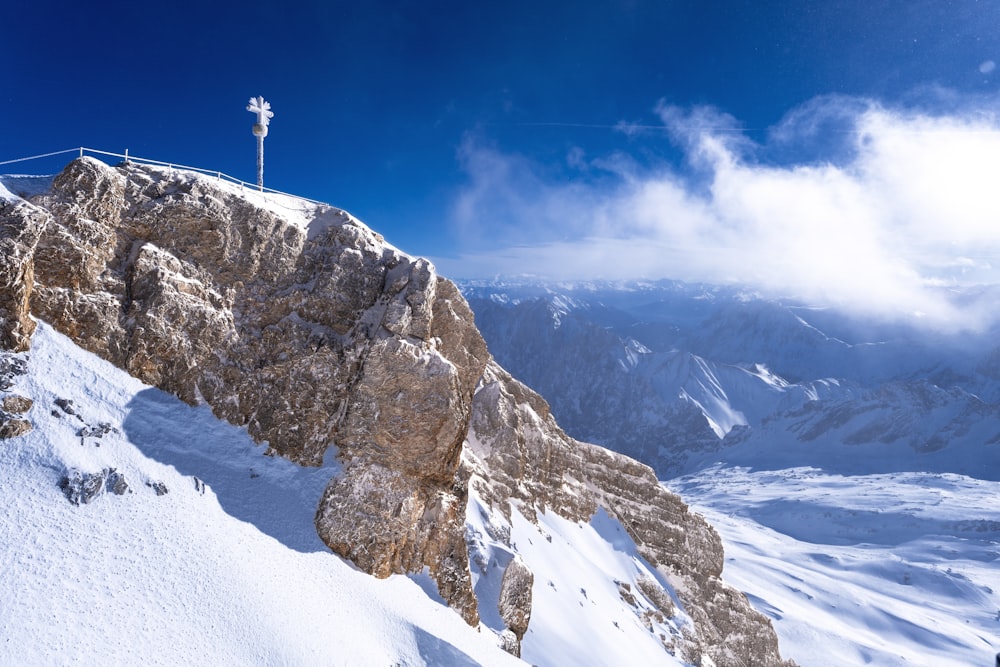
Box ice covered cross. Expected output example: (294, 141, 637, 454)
(247, 96, 273, 190)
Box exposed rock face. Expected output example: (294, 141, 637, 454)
(0, 196, 47, 351)
(58, 467, 132, 505)
(467, 361, 794, 666)
(2, 158, 792, 664)
(497, 555, 533, 656)
(0, 416, 32, 440)
(2, 395, 32, 414)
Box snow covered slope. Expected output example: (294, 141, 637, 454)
(674, 467, 1000, 667)
(0, 322, 522, 666)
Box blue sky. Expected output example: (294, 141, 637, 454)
(5, 1, 1000, 326)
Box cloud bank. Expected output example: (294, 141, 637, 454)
(438, 95, 1000, 330)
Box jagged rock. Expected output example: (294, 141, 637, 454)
(636, 574, 675, 618)
(2, 394, 32, 414)
(498, 629, 520, 657)
(0, 197, 47, 352)
(106, 469, 130, 495)
(0, 354, 28, 389)
(59, 469, 107, 505)
(59, 467, 131, 503)
(0, 414, 31, 439)
(77, 422, 116, 438)
(146, 481, 169, 496)
(466, 361, 794, 667)
(315, 462, 480, 626)
(497, 556, 533, 656)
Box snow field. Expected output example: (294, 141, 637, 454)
(466, 490, 693, 666)
(674, 466, 1000, 667)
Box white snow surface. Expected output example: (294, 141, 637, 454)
(673, 466, 1000, 667)
(0, 322, 522, 667)
(465, 490, 693, 666)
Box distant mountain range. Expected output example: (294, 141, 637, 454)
(460, 278, 1000, 480)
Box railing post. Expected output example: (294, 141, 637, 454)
(79, 147, 84, 158)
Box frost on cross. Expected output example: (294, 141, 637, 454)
(247, 96, 274, 191)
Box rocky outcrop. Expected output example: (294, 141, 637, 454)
(0, 196, 47, 352)
(466, 361, 794, 666)
(58, 467, 131, 505)
(3, 157, 792, 664)
(0, 351, 31, 439)
(9, 157, 488, 625)
(497, 556, 533, 657)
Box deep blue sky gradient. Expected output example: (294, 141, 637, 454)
(4, 1, 999, 263)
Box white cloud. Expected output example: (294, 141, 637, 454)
(438, 97, 1000, 331)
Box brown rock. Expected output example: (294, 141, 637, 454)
(497, 556, 533, 656)
(0, 416, 31, 439)
(0, 197, 47, 351)
(314, 463, 480, 626)
(466, 360, 794, 667)
(2, 395, 32, 414)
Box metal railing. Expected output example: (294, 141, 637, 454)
(0, 147, 331, 208)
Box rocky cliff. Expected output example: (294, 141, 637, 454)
(0, 158, 791, 665)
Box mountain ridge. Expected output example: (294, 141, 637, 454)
(0, 157, 791, 665)
(461, 278, 1000, 479)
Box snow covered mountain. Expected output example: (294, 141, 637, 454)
(460, 278, 1000, 666)
(0, 159, 791, 666)
(461, 279, 1000, 480)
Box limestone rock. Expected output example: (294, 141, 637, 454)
(0, 354, 27, 390)
(0, 388, 33, 439)
(467, 361, 794, 667)
(21, 157, 489, 625)
(58, 467, 132, 504)
(106, 469, 130, 496)
(497, 556, 533, 656)
(59, 469, 108, 505)
(11, 157, 793, 663)
(0, 415, 31, 439)
(0, 197, 47, 352)
(498, 630, 520, 658)
(315, 462, 479, 625)
(2, 394, 32, 414)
